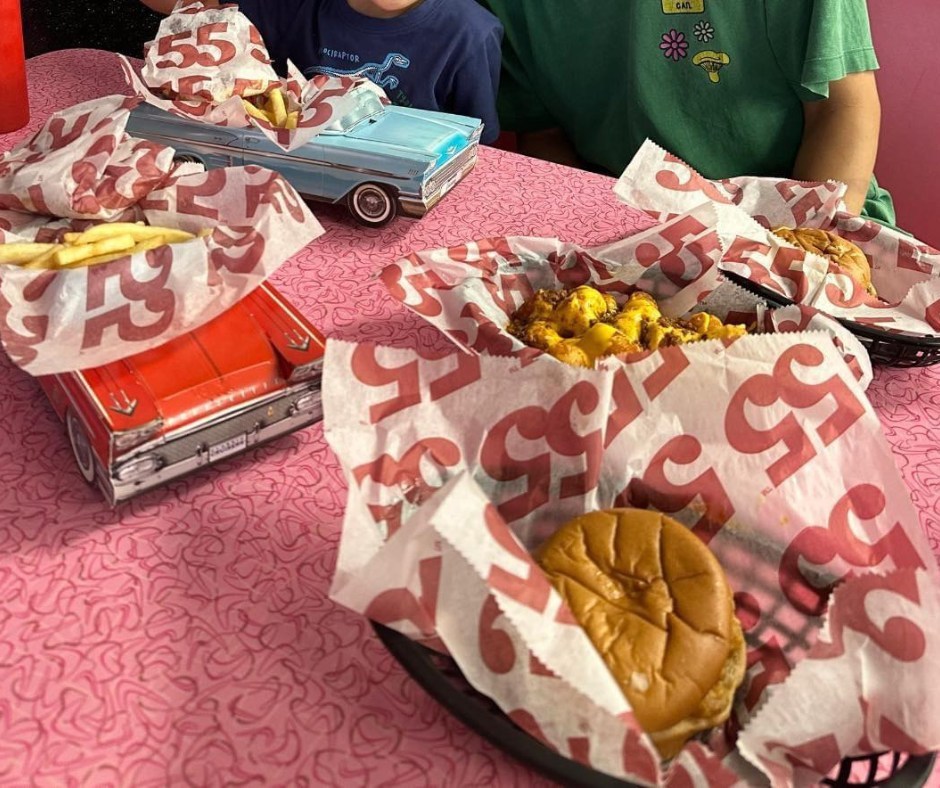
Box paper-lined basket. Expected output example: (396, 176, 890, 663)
(0, 94, 322, 374)
(324, 336, 940, 787)
(378, 207, 874, 388)
(121, 0, 387, 153)
(614, 140, 940, 340)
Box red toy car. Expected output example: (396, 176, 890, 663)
(38, 282, 325, 504)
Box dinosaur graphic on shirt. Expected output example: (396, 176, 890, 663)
(307, 53, 411, 90)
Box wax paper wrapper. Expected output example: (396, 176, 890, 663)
(378, 220, 873, 387)
(124, 0, 386, 153)
(323, 335, 940, 786)
(615, 140, 940, 339)
(0, 95, 322, 375)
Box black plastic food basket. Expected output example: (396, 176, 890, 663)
(373, 624, 936, 788)
(721, 271, 940, 368)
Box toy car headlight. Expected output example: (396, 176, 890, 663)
(114, 454, 163, 483)
(288, 360, 323, 383)
(290, 391, 322, 416)
(113, 419, 162, 452)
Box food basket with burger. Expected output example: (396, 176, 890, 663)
(614, 141, 940, 367)
(322, 333, 940, 786)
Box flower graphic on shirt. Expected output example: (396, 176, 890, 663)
(694, 21, 715, 43)
(660, 30, 689, 61)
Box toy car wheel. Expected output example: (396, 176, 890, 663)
(347, 183, 396, 227)
(66, 410, 96, 484)
(172, 153, 204, 166)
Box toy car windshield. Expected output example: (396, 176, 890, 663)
(324, 89, 385, 133)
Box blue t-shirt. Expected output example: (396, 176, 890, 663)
(237, 0, 503, 143)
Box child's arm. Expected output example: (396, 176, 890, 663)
(139, 0, 218, 12)
(793, 71, 881, 215)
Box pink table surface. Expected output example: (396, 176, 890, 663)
(1, 50, 938, 787)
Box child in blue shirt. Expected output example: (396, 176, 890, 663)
(141, 0, 504, 144)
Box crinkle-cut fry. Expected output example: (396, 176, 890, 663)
(21, 245, 66, 269)
(285, 111, 299, 130)
(267, 87, 288, 127)
(71, 222, 194, 245)
(0, 242, 58, 264)
(242, 98, 271, 123)
(55, 234, 136, 266)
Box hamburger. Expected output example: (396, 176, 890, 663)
(536, 508, 746, 759)
(772, 227, 877, 297)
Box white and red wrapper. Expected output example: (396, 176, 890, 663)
(378, 216, 873, 388)
(615, 140, 940, 338)
(142, 0, 279, 103)
(323, 336, 940, 786)
(124, 0, 387, 153)
(0, 95, 323, 375)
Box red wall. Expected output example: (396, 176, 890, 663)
(869, 0, 940, 247)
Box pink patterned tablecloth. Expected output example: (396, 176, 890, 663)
(0, 50, 938, 787)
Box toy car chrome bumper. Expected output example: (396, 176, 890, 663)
(399, 147, 479, 218)
(98, 382, 322, 504)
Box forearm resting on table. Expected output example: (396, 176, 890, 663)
(516, 127, 586, 170)
(139, 0, 217, 12)
(794, 71, 881, 215)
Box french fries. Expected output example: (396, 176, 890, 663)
(0, 242, 59, 264)
(22, 245, 66, 270)
(268, 85, 288, 126)
(242, 99, 271, 124)
(54, 234, 136, 267)
(64, 222, 196, 245)
(0, 222, 207, 271)
(242, 86, 299, 130)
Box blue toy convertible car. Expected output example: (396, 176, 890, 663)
(125, 86, 482, 227)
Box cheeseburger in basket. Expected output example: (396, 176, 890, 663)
(326, 258, 940, 784)
(537, 508, 746, 759)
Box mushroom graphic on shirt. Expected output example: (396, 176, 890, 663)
(692, 50, 730, 83)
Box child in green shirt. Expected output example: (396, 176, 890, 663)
(481, 0, 895, 225)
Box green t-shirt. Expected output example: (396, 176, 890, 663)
(481, 0, 895, 224)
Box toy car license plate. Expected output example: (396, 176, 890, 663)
(441, 173, 460, 196)
(209, 433, 247, 462)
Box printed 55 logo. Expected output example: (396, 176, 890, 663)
(724, 344, 866, 490)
